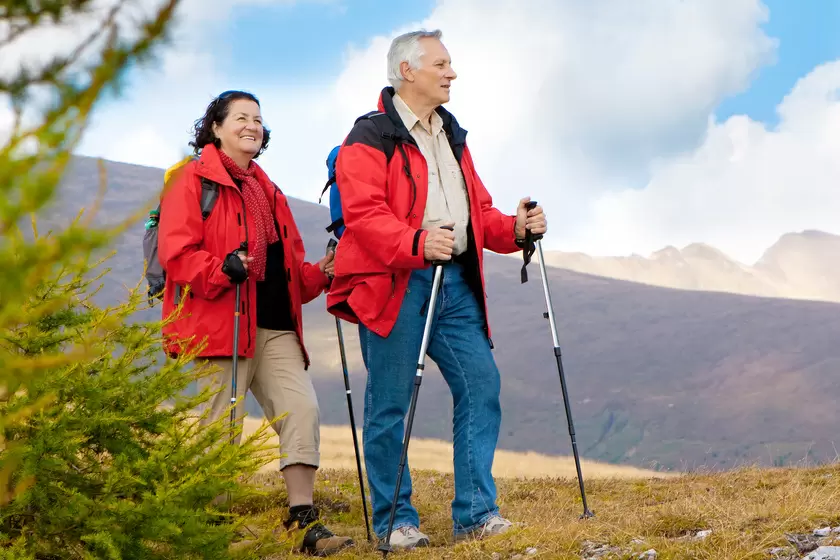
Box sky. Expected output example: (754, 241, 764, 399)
(2, 0, 839, 265)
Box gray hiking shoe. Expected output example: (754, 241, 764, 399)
(383, 526, 431, 550)
(454, 515, 515, 543)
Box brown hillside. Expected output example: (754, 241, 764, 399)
(42, 155, 840, 473)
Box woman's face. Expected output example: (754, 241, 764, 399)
(212, 98, 264, 161)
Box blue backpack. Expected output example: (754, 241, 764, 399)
(319, 112, 401, 240)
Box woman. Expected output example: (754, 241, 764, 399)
(157, 90, 353, 557)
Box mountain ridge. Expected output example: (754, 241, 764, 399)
(535, 229, 840, 303)
(42, 154, 840, 473)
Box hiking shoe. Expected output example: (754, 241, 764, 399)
(300, 522, 354, 557)
(454, 515, 514, 543)
(383, 526, 431, 550)
(283, 506, 353, 557)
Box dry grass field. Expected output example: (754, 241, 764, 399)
(242, 418, 672, 481)
(230, 418, 840, 559)
(231, 462, 840, 559)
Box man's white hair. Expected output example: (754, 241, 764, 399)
(387, 29, 443, 90)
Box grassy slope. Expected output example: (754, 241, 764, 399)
(231, 464, 840, 559)
(232, 419, 840, 559)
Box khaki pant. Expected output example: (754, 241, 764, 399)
(197, 328, 320, 470)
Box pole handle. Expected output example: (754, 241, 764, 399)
(431, 225, 454, 267)
(524, 200, 543, 243)
(520, 201, 539, 284)
(325, 238, 337, 288)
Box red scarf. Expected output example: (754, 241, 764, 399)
(217, 150, 278, 281)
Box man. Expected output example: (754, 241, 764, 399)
(326, 29, 547, 549)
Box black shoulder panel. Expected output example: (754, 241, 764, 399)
(343, 119, 384, 154)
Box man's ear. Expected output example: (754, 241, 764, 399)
(400, 61, 415, 83)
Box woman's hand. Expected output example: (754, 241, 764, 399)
(319, 249, 335, 277)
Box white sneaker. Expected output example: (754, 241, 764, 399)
(454, 515, 514, 542)
(384, 526, 430, 549)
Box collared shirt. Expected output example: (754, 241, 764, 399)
(392, 93, 470, 256)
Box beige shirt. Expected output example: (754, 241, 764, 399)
(392, 93, 470, 256)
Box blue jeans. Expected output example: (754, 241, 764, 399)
(359, 261, 502, 538)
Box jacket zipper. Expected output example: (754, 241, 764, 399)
(238, 196, 251, 354)
(274, 189, 296, 320)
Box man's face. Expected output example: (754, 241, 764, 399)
(406, 37, 457, 105)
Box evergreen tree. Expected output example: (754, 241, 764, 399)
(0, 1, 279, 558)
(0, 244, 275, 559)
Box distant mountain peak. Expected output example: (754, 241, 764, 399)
(776, 229, 836, 243)
(680, 242, 733, 262)
(651, 246, 683, 260)
(797, 229, 833, 237)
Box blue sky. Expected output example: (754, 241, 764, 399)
(714, 0, 840, 127)
(223, 0, 435, 86)
(212, 0, 840, 130)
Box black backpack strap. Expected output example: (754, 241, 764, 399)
(198, 177, 220, 220)
(355, 111, 398, 163)
(394, 143, 418, 220)
(151, 179, 217, 225)
(318, 176, 336, 204)
(325, 217, 344, 234)
(354, 111, 420, 218)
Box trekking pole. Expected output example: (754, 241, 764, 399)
(378, 225, 452, 557)
(228, 241, 248, 504)
(325, 238, 372, 543)
(521, 201, 594, 519)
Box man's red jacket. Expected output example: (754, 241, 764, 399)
(326, 86, 521, 342)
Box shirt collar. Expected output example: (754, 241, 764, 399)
(393, 92, 443, 137)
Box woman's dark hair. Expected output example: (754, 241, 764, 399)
(189, 90, 271, 158)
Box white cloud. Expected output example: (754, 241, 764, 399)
(584, 60, 840, 264)
(255, 0, 781, 253)
(0, 0, 339, 181)
(70, 0, 290, 166)
(9, 0, 835, 266)
(251, 0, 777, 215)
(0, 0, 173, 81)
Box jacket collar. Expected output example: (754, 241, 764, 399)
(194, 143, 272, 189)
(376, 86, 468, 150)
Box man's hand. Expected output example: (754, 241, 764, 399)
(319, 249, 335, 277)
(515, 197, 547, 240)
(424, 223, 455, 262)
